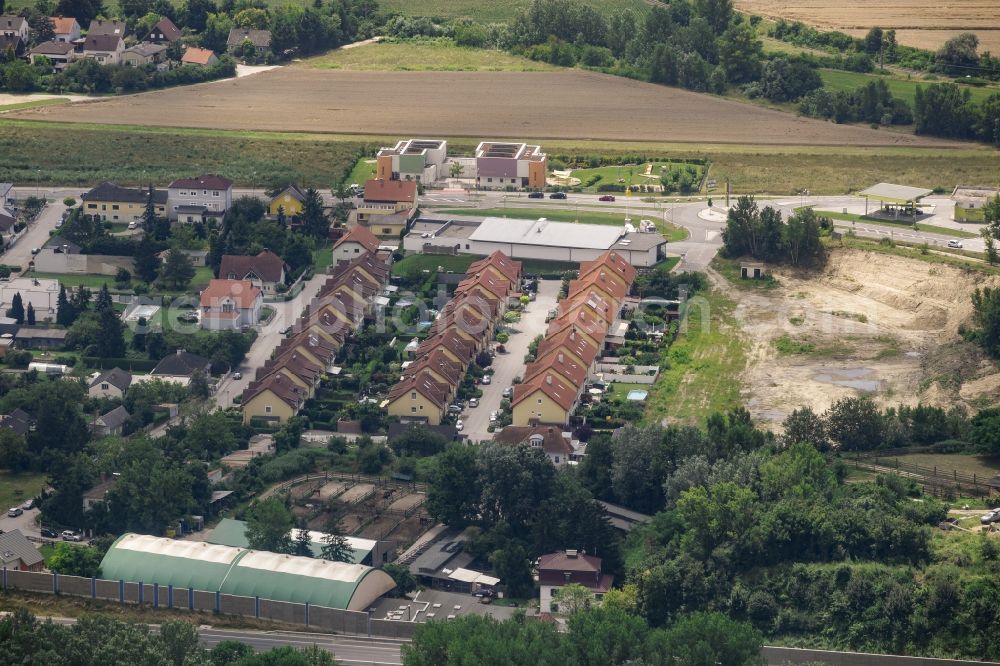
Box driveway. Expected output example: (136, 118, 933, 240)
(461, 279, 560, 442)
(0, 507, 40, 538)
(4, 201, 66, 270)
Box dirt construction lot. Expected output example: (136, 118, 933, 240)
(735, 249, 1000, 428)
(735, 0, 1000, 53)
(11, 69, 961, 147)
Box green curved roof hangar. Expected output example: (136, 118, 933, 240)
(100, 533, 396, 612)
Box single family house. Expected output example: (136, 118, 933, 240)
(199, 279, 262, 330)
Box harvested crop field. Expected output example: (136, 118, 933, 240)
(736, 0, 1000, 52)
(10, 69, 962, 147)
(734, 249, 1000, 429)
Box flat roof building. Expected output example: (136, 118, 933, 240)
(475, 141, 546, 190)
(377, 139, 447, 183)
(403, 217, 665, 267)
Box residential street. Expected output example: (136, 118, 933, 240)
(461, 279, 560, 442)
(3, 200, 67, 270)
(213, 271, 332, 409)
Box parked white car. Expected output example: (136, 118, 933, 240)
(947, 239, 963, 249)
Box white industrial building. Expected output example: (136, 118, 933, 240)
(0, 277, 61, 319)
(403, 217, 667, 267)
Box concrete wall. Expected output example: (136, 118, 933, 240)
(2, 568, 416, 641)
(34, 251, 135, 275)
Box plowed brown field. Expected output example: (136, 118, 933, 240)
(11, 69, 962, 147)
(735, 0, 1000, 53)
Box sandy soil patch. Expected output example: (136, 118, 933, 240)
(338, 483, 375, 504)
(8, 69, 962, 147)
(734, 0, 1000, 53)
(734, 249, 1000, 427)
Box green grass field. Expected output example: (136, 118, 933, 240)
(871, 452, 1000, 481)
(0, 120, 368, 188)
(819, 69, 999, 107)
(301, 39, 556, 71)
(0, 98, 73, 113)
(646, 289, 747, 424)
(3, 120, 1000, 195)
(391, 254, 476, 277)
(343, 158, 376, 187)
(0, 471, 46, 512)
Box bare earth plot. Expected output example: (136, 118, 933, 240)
(735, 249, 1000, 428)
(734, 0, 1000, 53)
(11, 69, 962, 147)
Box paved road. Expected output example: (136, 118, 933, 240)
(461, 280, 560, 442)
(38, 617, 404, 665)
(3, 201, 66, 270)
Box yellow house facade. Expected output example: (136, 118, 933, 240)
(268, 186, 306, 218)
(242, 389, 297, 425)
(82, 182, 167, 223)
(386, 392, 444, 425)
(512, 389, 572, 427)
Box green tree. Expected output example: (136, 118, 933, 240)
(824, 396, 884, 451)
(719, 21, 762, 84)
(25, 302, 35, 326)
(389, 427, 447, 457)
(293, 524, 313, 557)
(781, 406, 829, 450)
(937, 32, 979, 74)
(695, 0, 732, 34)
(135, 236, 161, 284)
(319, 515, 352, 562)
(382, 563, 416, 595)
(552, 582, 594, 615)
(159, 247, 196, 290)
(425, 444, 480, 528)
(46, 542, 104, 577)
(649, 612, 763, 666)
(7, 292, 24, 324)
(244, 496, 294, 553)
(489, 541, 533, 598)
(566, 607, 649, 666)
(55, 0, 106, 25)
(301, 187, 329, 239)
(56, 284, 76, 326)
(403, 614, 567, 666)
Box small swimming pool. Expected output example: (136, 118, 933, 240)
(626, 389, 648, 401)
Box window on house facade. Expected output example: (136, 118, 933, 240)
(265, 405, 272, 413)
(101, 383, 109, 390)
(223, 303, 234, 313)
(382, 228, 391, 234)
(411, 391, 416, 399)
(112, 204, 119, 210)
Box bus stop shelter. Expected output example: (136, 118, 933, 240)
(859, 183, 933, 220)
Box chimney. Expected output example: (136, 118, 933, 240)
(546, 375, 552, 385)
(557, 353, 564, 364)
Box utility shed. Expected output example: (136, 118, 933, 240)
(99, 533, 395, 611)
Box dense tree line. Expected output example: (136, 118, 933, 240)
(799, 78, 913, 126)
(0, 611, 341, 665)
(721, 195, 826, 267)
(426, 442, 621, 597)
(403, 609, 763, 666)
(914, 83, 1000, 145)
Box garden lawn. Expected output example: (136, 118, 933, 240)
(342, 158, 376, 188)
(570, 162, 704, 192)
(391, 254, 477, 277)
(818, 69, 998, 107)
(645, 289, 746, 424)
(0, 471, 46, 511)
(813, 209, 979, 238)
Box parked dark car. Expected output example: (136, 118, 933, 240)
(40, 528, 57, 538)
(599, 195, 616, 202)
(528, 191, 545, 199)
(549, 192, 567, 199)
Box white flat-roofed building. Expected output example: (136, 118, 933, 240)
(408, 217, 667, 267)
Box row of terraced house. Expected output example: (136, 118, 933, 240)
(510, 251, 637, 427)
(383, 251, 524, 425)
(240, 231, 390, 425)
